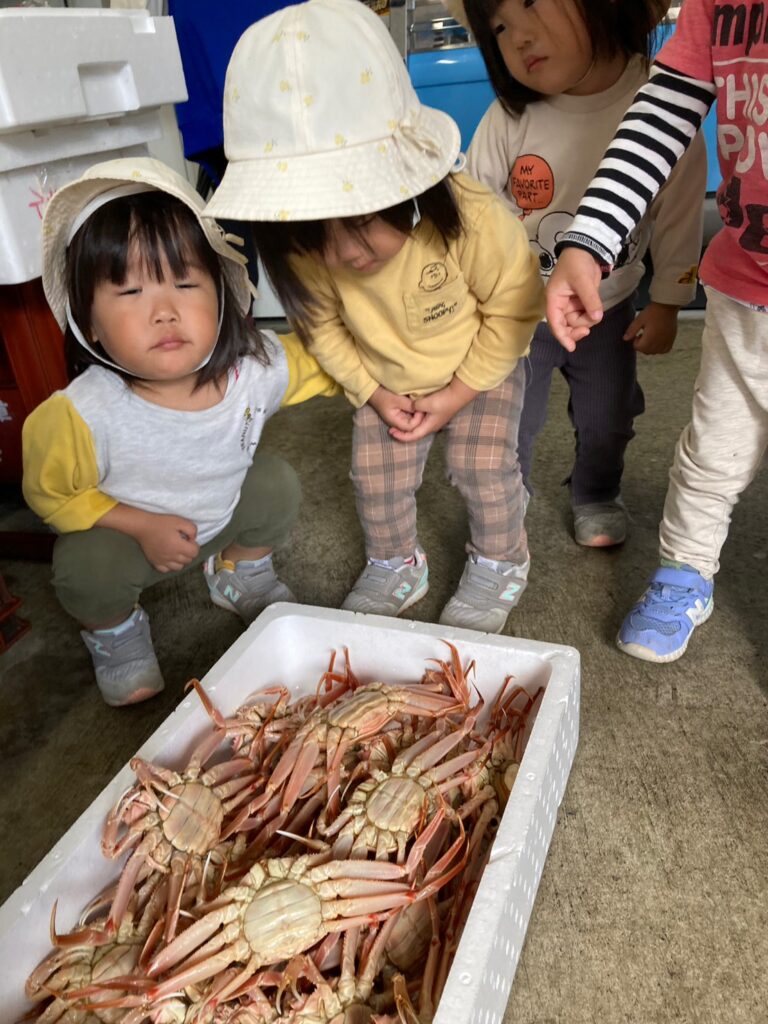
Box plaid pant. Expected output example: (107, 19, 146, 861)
(350, 364, 528, 565)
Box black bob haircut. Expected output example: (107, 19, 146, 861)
(65, 191, 267, 387)
(249, 177, 462, 346)
(464, 0, 669, 117)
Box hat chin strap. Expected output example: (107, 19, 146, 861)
(66, 279, 225, 379)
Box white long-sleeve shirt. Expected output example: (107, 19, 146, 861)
(468, 55, 707, 310)
(23, 331, 338, 542)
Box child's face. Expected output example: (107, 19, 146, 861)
(322, 216, 408, 274)
(89, 245, 220, 382)
(490, 0, 594, 97)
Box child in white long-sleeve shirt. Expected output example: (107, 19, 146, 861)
(461, 0, 706, 547)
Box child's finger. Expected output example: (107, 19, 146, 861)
(179, 519, 197, 541)
(391, 409, 418, 431)
(405, 410, 426, 428)
(390, 418, 434, 443)
(388, 427, 420, 443)
(622, 316, 643, 341)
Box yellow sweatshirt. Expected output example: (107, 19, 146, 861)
(292, 173, 545, 407)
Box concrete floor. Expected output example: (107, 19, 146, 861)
(1, 318, 767, 1022)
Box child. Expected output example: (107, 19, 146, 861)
(204, 0, 545, 635)
(22, 157, 337, 706)
(546, 0, 767, 662)
(461, 0, 706, 547)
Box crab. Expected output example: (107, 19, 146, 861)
(99, 724, 259, 942)
(68, 816, 466, 1019)
(320, 701, 487, 862)
(25, 877, 171, 1024)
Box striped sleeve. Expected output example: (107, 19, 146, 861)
(556, 61, 716, 268)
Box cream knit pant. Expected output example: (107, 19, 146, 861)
(659, 287, 768, 578)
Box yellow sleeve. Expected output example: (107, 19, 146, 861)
(277, 331, 341, 406)
(291, 256, 379, 408)
(22, 394, 117, 533)
(454, 189, 545, 392)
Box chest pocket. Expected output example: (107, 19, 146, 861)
(403, 276, 469, 336)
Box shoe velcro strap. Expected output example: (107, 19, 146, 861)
(649, 567, 709, 594)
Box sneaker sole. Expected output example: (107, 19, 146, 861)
(103, 684, 165, 708)
(615, 597, 714, 663)
(577, 533, 626, 548)
(342, 578, 429, 617)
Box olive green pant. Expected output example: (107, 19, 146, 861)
(52, 453, 301, 625)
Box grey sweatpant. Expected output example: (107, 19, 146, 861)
(52, 453, 301, 625)
(660, 287, 768, 578)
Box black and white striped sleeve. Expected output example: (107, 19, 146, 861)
(556, 61, 717, 269)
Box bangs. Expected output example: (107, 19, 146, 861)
(73, 192, 219, 292)
(63, 189, 267, 387)
(465, 0, 668, 116)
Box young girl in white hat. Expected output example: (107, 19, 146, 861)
(206, 0, 544, 633)
(22, 157, 337, 707)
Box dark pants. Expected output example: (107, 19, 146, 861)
(517, 298, 645, 505)
(52, 453, 301, 625)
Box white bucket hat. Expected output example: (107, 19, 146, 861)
(42, 156, 253, 332)
(204, 0, 462, 222)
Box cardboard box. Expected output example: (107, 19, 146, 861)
(0, 605, 580, 1022)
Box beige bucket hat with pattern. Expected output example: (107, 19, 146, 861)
(204, 0, 462, 222)
(42, 156, 253, 330)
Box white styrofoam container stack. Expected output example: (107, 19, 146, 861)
(0, 9, 188, 285)
(0, 606, 580, 1023)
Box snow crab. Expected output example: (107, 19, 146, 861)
(100, 725, 257, 943)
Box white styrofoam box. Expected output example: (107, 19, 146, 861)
(0, 8, 188, 283)
(1, 138, 154, 286)
(0, 606, 580, 1023)
(0, 10, 187, 133)
(0, 114, 164, 285)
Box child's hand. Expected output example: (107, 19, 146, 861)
(546, 248, 605, 351)
(391, 377, 479, 443)
(136, 513, 200, 573)
(368, 386, 426, 434)
(624, 302, 680, 355)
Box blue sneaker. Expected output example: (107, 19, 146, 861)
(616, 565, 714, 663)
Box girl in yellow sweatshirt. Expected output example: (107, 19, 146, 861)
(206, 0, 544, 634)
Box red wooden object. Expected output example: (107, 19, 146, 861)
(0, 573, 30, 653)
(0, 278, 68, 485)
